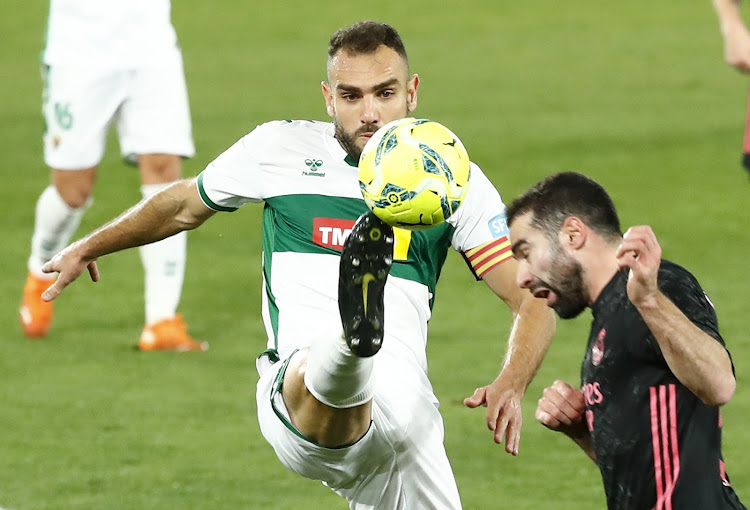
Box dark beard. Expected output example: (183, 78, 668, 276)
(547, 244, 589, 319)
(550, 263, 588, 319)
(334, 121, 379, 162)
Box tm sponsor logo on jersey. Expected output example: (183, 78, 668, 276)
(303, 158, 325, 177)
(313, 217, 412, 259)
(313, 218, 354, 249)
(488, 214, 509, 239)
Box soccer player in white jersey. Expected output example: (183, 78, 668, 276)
(40, 21, 555, 508)
(19, 0, 206, 351)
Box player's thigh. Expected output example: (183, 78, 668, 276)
(330, 390, 462, 509)
(365, 366, 462, 509)
(117, 52, 195, 159)
(256, 353, 391, 487)
(256, 353, 462, 510)
(42, 65, 126, 170)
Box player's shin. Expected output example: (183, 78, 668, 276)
(28, 185, 89, 275)
(139, 183, 186, 324)
(303, 334, 375, 408)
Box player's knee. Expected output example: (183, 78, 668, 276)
(139, 153, 182, 183)
(52, 168, 96, 208)
(283, 349, 312, 407)
(53, 181, 93, 208)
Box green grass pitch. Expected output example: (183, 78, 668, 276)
(1, 0, 748, 508)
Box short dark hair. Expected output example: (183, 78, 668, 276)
(328, 21, 408, 67)
(506, 172, 622, 241)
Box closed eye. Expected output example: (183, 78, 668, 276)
(511, 240, 529, 261)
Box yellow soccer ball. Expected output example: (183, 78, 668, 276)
(358, 118, 471, 230)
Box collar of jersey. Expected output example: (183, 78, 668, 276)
(591, 269, 628, 318)
(324, 123, 359, 168)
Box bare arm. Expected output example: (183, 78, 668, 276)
(636, 294, 735, 405)
(713, 0, 750, 72)
(463, 258, 556, 454)
(42, 178, 215, 300)
(616, 226, 736, 406)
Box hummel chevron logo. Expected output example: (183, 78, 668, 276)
(303, 158, 325, 177)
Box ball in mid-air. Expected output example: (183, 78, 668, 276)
(358, 117, 471, 230)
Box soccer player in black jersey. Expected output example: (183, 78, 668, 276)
(506, 172, 746, 510)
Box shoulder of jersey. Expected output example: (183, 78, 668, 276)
(255, 119, 330, 136)
(244, 120, 328, 148)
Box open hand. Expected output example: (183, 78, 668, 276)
(41, 240, 100, 301)
(464, 376, 524, 455)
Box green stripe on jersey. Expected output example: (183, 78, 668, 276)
(262, 203, 281, 348)
(197, 172, 238, 212)
(262, 194, 455, 294)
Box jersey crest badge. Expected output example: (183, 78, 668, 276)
(592, 328, 606, 366)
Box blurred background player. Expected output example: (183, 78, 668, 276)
(713, 0, 750, 72)
(20, 0, 206, 351)
(712, 0, 750, 173)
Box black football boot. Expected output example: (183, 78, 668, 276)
(338, 212, 394, 357)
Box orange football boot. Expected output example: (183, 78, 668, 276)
(19, 272, 56, 338)
(138, 314, 208, 352)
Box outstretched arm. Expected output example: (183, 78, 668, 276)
(42, 178, 215, 301)
(713, 0, 750, 72)
(616, 226, 736, 406)
(463, 258, 556, 455)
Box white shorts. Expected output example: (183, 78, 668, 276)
(42, 53, 194, 170)
(256, 350, 462, 510)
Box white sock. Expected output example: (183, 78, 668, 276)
(303, 334, 375, 409)
(139, 183, 186, 325)
(28, 185, 89, 278)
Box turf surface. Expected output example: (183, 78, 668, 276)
(1, 1, 748, 508)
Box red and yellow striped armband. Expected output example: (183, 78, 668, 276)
(463, 236, 512, 279)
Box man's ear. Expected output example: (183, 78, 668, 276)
(406, 74, 419, 113)
(561, 216, 587, 250)
(321, 81, 335, 117)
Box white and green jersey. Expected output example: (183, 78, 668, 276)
(42, 0, 179, 67)
(197, 120, 513, 373)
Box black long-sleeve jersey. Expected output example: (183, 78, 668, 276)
(581, 260, 745, 510)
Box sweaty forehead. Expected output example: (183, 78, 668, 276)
(327, 46, 408, 84)
(509, 211, 533, 235)
(509, 212, 539, 247)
